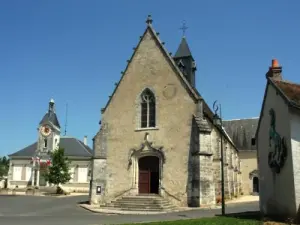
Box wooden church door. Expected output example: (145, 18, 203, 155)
(139, 170, 150, 194)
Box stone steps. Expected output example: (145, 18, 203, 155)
(102, 195, 176, 212)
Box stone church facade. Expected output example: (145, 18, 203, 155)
(90, 16, 242, 208)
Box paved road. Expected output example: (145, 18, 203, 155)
(0, 195, 259, 225)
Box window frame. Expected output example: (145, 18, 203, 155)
(140, 89, 156, 128)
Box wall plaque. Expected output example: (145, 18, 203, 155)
(162, 84, 177, 100)
(96, 186, 101, 195)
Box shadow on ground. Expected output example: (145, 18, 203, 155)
(78, 201, 89, 204)
(217, 211, 297, 224)
(216, 211, 262, 221)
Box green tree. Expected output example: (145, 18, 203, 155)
(0, 156, 9, 179)
(44, 148, 71, 193)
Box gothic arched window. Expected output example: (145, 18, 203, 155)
(140, 89, 156, 128)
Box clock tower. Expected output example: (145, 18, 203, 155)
(37, 99, 61, 157)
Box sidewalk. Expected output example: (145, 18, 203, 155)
(227, 195, 259, 204)
(0, 189, 88, 197)
(79, 195, 259, 215)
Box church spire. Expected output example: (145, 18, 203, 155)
(174, 37, 193, 59)
(173, 23, 197, 87)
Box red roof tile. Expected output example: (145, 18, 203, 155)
(272, 79, 300, 107)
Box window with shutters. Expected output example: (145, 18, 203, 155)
(26, 166, 32, 181)
(77, 167, 88, 183)
(140, 89, 156, 128)
(13, 166, 22, 181)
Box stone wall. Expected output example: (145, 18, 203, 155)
(198, 129, 215, 206)
(89, 23, 242, 208)
(209, 124, 240, 203)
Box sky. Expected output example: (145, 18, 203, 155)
(1, 0, 300, 156)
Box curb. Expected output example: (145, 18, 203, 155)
(79, 204, 181, 215)
(79, 204, 222, 215)
(0, 192, 88, 198)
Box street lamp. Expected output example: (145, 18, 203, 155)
(213, 100, 225, 216)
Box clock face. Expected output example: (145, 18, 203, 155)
(40, 125, 51, 137)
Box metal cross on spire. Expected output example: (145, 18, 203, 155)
(179, 21, 188, 37)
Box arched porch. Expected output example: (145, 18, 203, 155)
(128, 133, 165, 195)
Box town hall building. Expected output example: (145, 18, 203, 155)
(89, 15, 243, 209)
(7, 99, 93, 193)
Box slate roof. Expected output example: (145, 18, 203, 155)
(271, 79, 300, 108)
(174, 37, 193, 59)
(9, 137, 93, 158)
(39, 111, 60, 128)
(223, 118, 259, 151)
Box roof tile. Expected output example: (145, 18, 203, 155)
(272, 79, 300, 107)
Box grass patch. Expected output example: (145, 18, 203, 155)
(122, 217, 262, 225)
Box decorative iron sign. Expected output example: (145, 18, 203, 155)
(268, 108, 288, 173)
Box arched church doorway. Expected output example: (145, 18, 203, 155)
(138, 156, 159, 194)
(253, 177, 259, 193)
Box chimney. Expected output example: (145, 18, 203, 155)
(83, 136, 87, 145)
(266, 59, 282, 80)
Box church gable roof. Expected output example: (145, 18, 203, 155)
(101, 15, 201, 115)
(8, 137, 92, 158)
(99, 15, 238, 152)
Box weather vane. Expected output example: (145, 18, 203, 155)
(179, 21, 188, 37)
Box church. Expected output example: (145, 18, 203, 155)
(89, 15, 242, 208)
(7, 99, 93, 193)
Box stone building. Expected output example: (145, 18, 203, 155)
(256, 59, 300, 219)
(89, 16, 242, 209)
(223, 118, 259, 195)
(7, 99, 93, 192)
